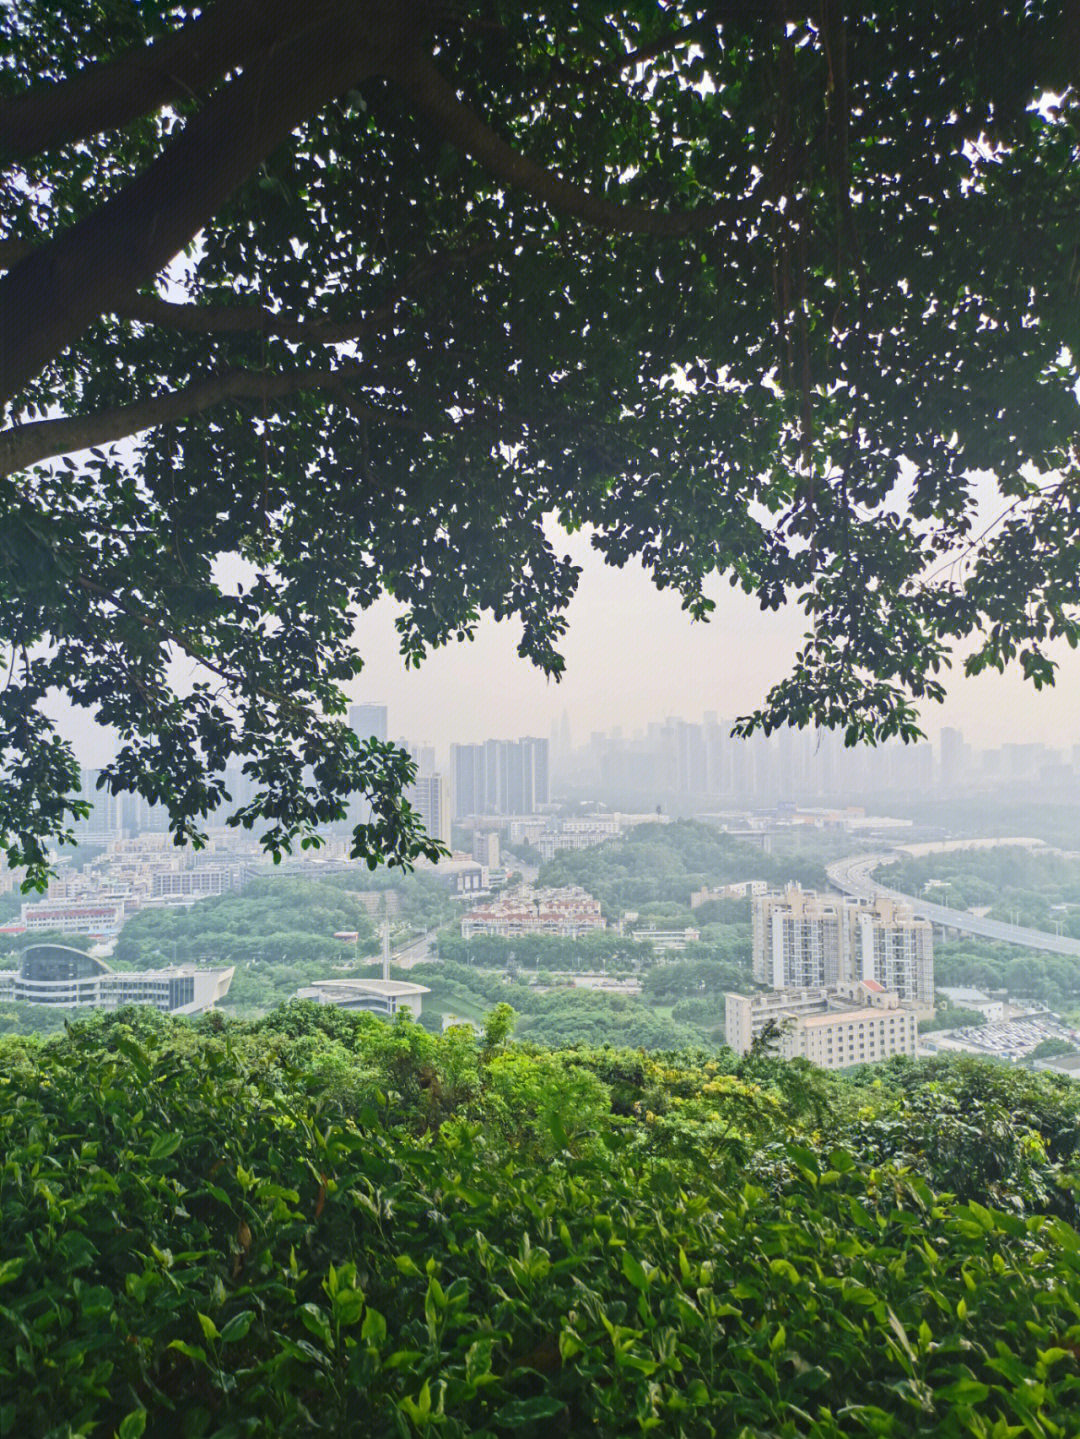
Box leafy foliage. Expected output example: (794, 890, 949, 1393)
(6, 1010, 1080, 1434)
(114, 877, 379, 969)
(3, 3, 1080, 883)
(538, 820, 824, 914)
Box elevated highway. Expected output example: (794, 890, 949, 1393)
(827, 853, 1080, 959)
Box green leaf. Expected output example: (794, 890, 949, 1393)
(494, 1396, 566, 1427)
(361, 1307, 387, 1346)
(621, 1251, 650, 1292)
(168, 1341, 207, 1364)
(220, 1310, 255, 1343)
(299, 1303, 333, 1349)
(117, 1411, 147, 1439)
(0, 1260, 24, 1288)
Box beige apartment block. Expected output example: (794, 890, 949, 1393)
(850, 895, 934, 1005)
(726, 981, 924, 1071)
(751, 886, 850, 989)
(752, 887, 934, 1004)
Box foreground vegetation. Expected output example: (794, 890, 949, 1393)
(5, 1003, 1080, 1436)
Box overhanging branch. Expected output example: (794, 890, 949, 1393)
(0, 8, 396, 411)
(0, 363, 422, 477)
(116, 240, 503, 342)
(0, 0, 346, 159)
(117, 293, 395, 345)
(395, 52, 739, 237)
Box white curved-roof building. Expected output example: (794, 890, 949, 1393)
(0, 944, 233, 1014)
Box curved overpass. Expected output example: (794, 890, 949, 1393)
(827, 854, 1080, 959)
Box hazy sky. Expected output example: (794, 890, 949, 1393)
(52, 521, 1080, 769)
(337, 524, 1079, 759)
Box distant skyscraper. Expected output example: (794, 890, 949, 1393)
(939, 726, 967, 790)
(450, 737, 549, 818)
(520, 736, 550, 809)
(348, 703, 388, 743)
(451, 744, 486, 820)
(408, 773, 451, 848)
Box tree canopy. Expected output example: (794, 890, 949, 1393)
(2, 1, 1079, 884)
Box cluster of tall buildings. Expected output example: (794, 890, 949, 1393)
(560, 715, 1080, 808)
(751, 886, 933, 1004)
(726, 886, 934, 1070)
(345, 704, 550, 847)
(560, 716, 934, 807)
(450, 738, 550, 821)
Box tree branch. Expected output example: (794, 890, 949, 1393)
(0, 240, 34, 269)
(393, 52, 739, 237)
(0, 3, 402, 411)
(115, 241, 503, 343)
(117, 292, 395, 345)
(0, 0, 347, 159)
(0, 363, 422, 477)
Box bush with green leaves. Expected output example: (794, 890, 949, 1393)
(5, 1010, 1080, 1434)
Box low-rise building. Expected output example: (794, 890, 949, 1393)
(1033, 1053, 1080, 1081)
(20, 898, 127, 936)
(725, 981, 924, 1070)
(461, 885, 603, 938)
(0, 945, 233, 1014)
(417, 855, 488, 896)
(150, 867, 238, 901)
(630, 927, 700, 953)
(937, 986, 1005, 1023)
(295, 978, 429, 1020)
(538, 818, 620, 861)
(690, 880, 768, 907)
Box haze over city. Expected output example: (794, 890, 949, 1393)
(52, 523, 1080, 769)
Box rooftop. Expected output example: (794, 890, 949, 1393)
(301, 979, 429, 998)
(801, 1007, 902, 1027)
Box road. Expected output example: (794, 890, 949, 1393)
(827, 853, 1080, 958)
(391, 929, 438, 970)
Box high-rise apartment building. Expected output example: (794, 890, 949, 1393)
(752, 887, 934, 1003)
(408, 774, 451, 848)
(450, 738, 550, 819)
(348, 703, 388, 743)
(851, 896, 934, 1005)
(752, 887, 850, 989)
(451, 744, 486, 820)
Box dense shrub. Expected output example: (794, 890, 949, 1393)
(3, 1010, 1080, 1434)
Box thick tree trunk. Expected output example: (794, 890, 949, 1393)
(0, 0, 342, 159)
(0, 7, 399, 413)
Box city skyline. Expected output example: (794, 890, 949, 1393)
(46, 524, 1080, 769)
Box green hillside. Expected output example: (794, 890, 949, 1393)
(4, 1005, 1080, 1435)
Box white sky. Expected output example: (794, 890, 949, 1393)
(52, 516, 1080, 767)
(326, 524, 1080, 758)
(46, 504, 1080, 769)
